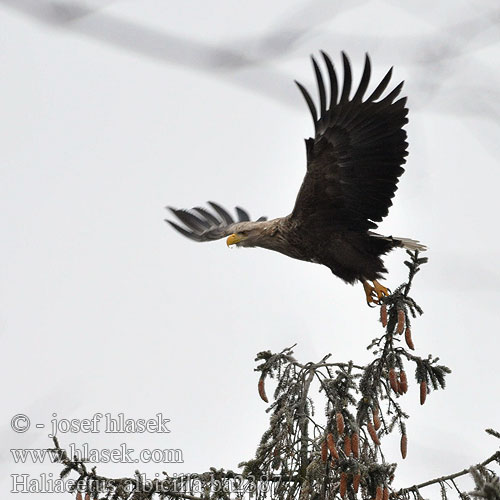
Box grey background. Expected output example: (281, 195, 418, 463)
(1, 1, 499, 498)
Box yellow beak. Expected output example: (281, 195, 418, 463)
(226, 233, 242, 247)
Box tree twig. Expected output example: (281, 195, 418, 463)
(398, 451, 500, 495)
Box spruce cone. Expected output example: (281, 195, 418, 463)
(344, 435, 352, 456)
(389, 368, 399, 393)
(336, 412, 345, 435)
(340, 472, 347, 499)
(367, 421, 380, 446)
(380, 304, 388, 327)
(351, 432, 360, 458)
(353, 472, 361, 493)
(327, 433, 339, 459)
(321, 439, 328, 463)
(258, 376, 269, 403)
(399, 370, 408, 393)
(405, 326, 415, 350)
(420, 380, 427, 405)
(373, 406, 381, 430)
(397, 309, 405, 334)
(401, 434, 408, 459)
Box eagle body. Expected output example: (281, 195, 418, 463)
(229, 216, 398, 284)
(166, 52, 426, 302)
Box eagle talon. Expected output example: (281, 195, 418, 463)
(363, 281, 378, 306)
(373, 280, 390, 301)
(363, 280, 390, 306)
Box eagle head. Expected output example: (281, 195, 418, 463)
(227, 222, 266, 248)
(226, 220, 281, 249)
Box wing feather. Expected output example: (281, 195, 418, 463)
(295, 81, 318, 130)
(166, 204, 265, 243)
(352, 54, 371, 103)
(166, 220, 203, 242)
(339, 52, 352, 104)
(208, 201, 235, 225)
(321, 51, 338, 109)
(192, 206, 221, 226)
(236, 207, 250, 222)
(367, 67, 393, 101)
(168, 208, 210, 231)
(312, 56, 327, 117)
(292, 52, 409, 232)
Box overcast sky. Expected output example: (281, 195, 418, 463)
(1, 1, 499, 498)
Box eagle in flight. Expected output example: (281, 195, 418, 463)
(166, 52, 426, 305)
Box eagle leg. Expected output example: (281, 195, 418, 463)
(362, 280, 390, 306)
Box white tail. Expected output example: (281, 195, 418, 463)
(396, 237, 427, 252)
(370, 232, 427, 251)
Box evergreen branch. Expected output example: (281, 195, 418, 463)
(398, 450, 500, 497)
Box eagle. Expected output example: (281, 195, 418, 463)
(166, 52, 426, 305)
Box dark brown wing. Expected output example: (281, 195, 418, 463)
(291, 52, 408, 232)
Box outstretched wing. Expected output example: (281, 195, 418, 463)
(166, 202, 266, 242)
(292, 52, 408, 232)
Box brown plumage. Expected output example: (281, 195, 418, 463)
(166, 52, 426, 304)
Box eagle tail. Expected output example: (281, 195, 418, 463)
(395, 237, 427, 252)
(370, 233, 427, 252)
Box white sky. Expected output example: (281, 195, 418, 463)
(1, 1, 499, 499)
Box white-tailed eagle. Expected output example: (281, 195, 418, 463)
(166, 52, 426, 305)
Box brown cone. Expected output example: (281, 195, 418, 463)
(344, 435, 352, 456)
(321, 439, 328, 463)
(380, 304, 388, 327)
(351, 432, 359, 458)
(420, 381, 427, 405)
(367, 421, 380, 446)
(336, 412, 345, 435)
(389, 368, 399, 393)
(401, 434, 408, 459)
(405, 326, 415, 350)
(258, 376, 269, 403)
(397, 309, 405, 334)
(340, 472, 347, 499)
(399, 370, 408, 393)
(353, 472, 361, 493)
(373, 406, 381, 430)
(327, 433, 339, 459)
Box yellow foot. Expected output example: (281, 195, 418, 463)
(362, 280, 390, 306)
(373, 280, 390, 301)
